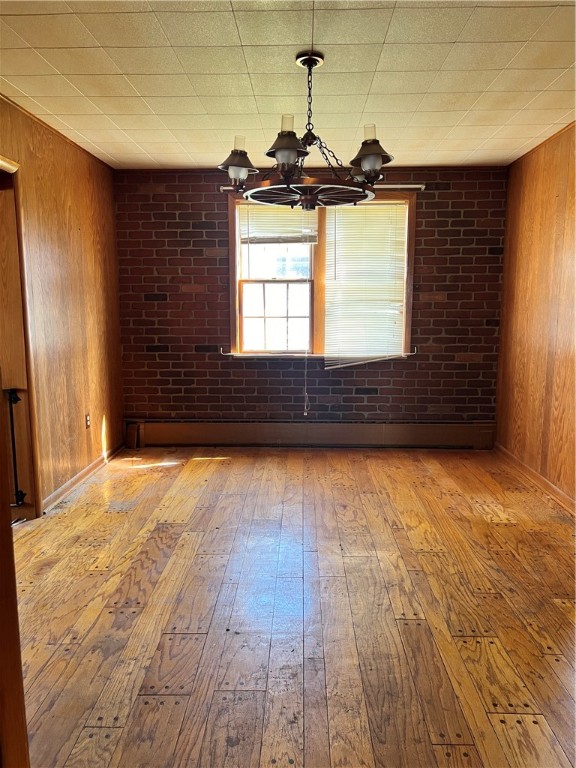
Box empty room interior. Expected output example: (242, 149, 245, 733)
(0, 1, 574, 766)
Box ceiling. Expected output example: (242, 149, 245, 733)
(0, 0, 574, 171)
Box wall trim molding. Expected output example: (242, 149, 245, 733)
(42, 446, 122, 513)
(133, 420, 495, 450)
(495, 444, 575, 514)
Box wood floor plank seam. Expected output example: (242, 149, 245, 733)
(14, 447, 575, 768)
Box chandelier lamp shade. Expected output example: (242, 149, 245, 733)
(217, 51, 394, 210)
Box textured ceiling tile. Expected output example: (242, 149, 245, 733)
(314, 0, 394, 7)
(311, 44, 382, 72)
(465, 148, 513, 164)
(160, 113, 253, 129)
(38, 47, 122, 74)
(549, 69, 575, 90)
(508, 42, 575, 70)
(143, 95, 207, 113)
(250, 73, 305, 96)
(176, 128, 233, 143)
(157, 11, 241, 46)
(491, 123, 546, 139)
(371, 71, 437, 94)
(480, 136, 526, 151)
(124, 128, 178, 144)
(458, 6, 553, 43)
(258, 111, 305, 128)
(435, 137, 483, 151)
(33, 96, 102, 113)
(427, 70, 497, 93)
(63, 113, 120, 129)
(0, 19, 30, 48)
(126, 74, 197, 96)
(486, 68, 568, 92)
(506, 107, 574, 124)
(66, 74, 140, 97)
(0, 77, 24, 97)
(0, 2, 72, 13)
(89, 141, 145, 154)
(410, 110, 467, 126)
(68, 1, 151, 11)
(472, 91, 539, 111)
(308, 94, 367, 113)
(42, 114, 74, 130)
(187, 74, 253, 96)
(255, 95, 305, 114)
(314, 73, 370, 96)
(217, 133, 266, 152)
(79, 128, 132, 142)
(532, 6, 575, 42)
(134, 141, 187, 153)
(441, 42, 524, 71)
(2, 14, 99, 47)
(458, 110, 518, 126)
(359, 111, 411, 127)
(233, 1, 312, 9)
(89, 96, 153, 113)
(234, 10, 311, 46)
(0, 48, 58, 75)
(364, 93, 423, 112)
(314, 9, 392, 44)
(78, 12, 170, 47)
(175, 47, 247, 74)
(446, 124, 498, 139)
(390, 125, 450, 139)
(110, 114, 168, 129)
(199, 95, 258, 113)
(242, 46, 302, 74)
(104, 47, 183, 74)
(417, 92, 480, 111)
(5, 75, 82, 97)
(385, 7, 472, 43)
(377, 43, 452, 71)
(9, 95, 49, 113)
(428, 150, 475, 164)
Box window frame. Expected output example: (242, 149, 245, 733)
(228, 191, 416, 358)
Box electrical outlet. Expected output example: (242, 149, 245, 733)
(85, 413, 91, 429)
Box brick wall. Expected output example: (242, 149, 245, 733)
(115, 167, 507, 423)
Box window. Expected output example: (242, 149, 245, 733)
(229, 192, 415, 369)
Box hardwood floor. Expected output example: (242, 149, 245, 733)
(13, 448, 575, 768)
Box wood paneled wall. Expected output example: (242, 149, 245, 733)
(0, 96, 122, 507)
(497, 124, 575, 505)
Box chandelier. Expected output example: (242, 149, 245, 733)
(217, 52, 394, 210)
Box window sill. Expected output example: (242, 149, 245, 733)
(222, 350, 325, 359)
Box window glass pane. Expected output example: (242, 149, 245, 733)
(265, 282, 288, 317)
(241, 243, 311, 280)
(288, 283, 310, 317)
(288, 318, 310, 350)
(243, 318, 265, 351)
(242, 282, 264, 317)
(265, 318, 288, 350)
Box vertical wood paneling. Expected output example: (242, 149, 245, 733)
(0, 96, 122, 506)
(497, 124, 575, 504)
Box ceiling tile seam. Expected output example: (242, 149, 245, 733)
(147, 2, 206, 101)
(230, 2, 263, 134)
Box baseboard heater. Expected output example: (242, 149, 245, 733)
(125, 421, 495, 450)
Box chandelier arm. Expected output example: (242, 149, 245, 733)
(314, 135, 346, 180)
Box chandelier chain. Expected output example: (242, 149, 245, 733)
(305, 64, 314, 132)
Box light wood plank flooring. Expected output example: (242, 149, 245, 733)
(13, 448, 575, 768)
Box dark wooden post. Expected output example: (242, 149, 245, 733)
(0, 366, 30, 767)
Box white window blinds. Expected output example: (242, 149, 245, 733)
(238, 204, 318, 244)
(324, 201, 410, 370)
